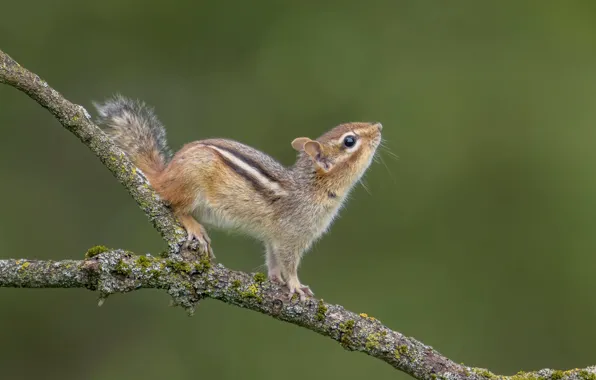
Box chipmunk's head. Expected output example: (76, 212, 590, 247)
(291, 122, 382, 189)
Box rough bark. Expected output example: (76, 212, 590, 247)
(0, 48, 594, 380)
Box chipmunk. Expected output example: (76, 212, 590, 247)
(94, 95, 382, 299)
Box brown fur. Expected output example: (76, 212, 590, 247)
(94, 96, 382, 299)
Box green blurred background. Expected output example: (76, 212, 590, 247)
(2, 1, 596, 379)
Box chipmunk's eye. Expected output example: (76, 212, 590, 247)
(343, 135, 357, 148)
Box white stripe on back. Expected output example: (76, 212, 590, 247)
(205, 144, 288, 196)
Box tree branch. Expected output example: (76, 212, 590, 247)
(0, 49, 187, 255)
(0, 48, 594, 380)
(1, 250, 593, 380)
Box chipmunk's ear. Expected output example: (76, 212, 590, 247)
(304, 141, 331, 172)
(303, 140, 322, 158)
(292, 137, 330, 171)
(291, 137, 311, 152)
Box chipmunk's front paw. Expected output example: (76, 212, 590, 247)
(286, 279, 314, 301)
(268, 268, 285, 286)
(269, 274, 286, 286)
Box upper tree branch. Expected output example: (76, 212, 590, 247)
(0, 50, 187, 254)
(0, 48, 594, 380)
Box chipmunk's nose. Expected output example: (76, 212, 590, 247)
(371, 122, 382, 131)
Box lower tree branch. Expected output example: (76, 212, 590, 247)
(2, 250, 594, 380)
(0, 48, 594, 380)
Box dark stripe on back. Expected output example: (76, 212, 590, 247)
(211, 149, 279, 202)
(208, 143, 281, 185)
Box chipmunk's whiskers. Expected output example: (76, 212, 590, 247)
(379, 154, 396, 184)
(376, 139, 397, 183)
(380, 140, 399, 161)
(359, 177, 372, 195)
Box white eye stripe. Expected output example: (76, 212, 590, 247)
(338, 132, 355, 142)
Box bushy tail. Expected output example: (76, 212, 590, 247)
(93, 95, 172, 180)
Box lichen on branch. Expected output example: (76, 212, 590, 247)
(0, 248, 591, 380)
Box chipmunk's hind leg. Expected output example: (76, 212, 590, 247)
(156, 145, 218, 259)
(177, 212, 214, 259)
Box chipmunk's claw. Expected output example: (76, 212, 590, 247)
(301, 286, 314, 297)
(183, 227, 214, 259)
(287, 279, 314, 301)
(178, 214, 215, 259)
